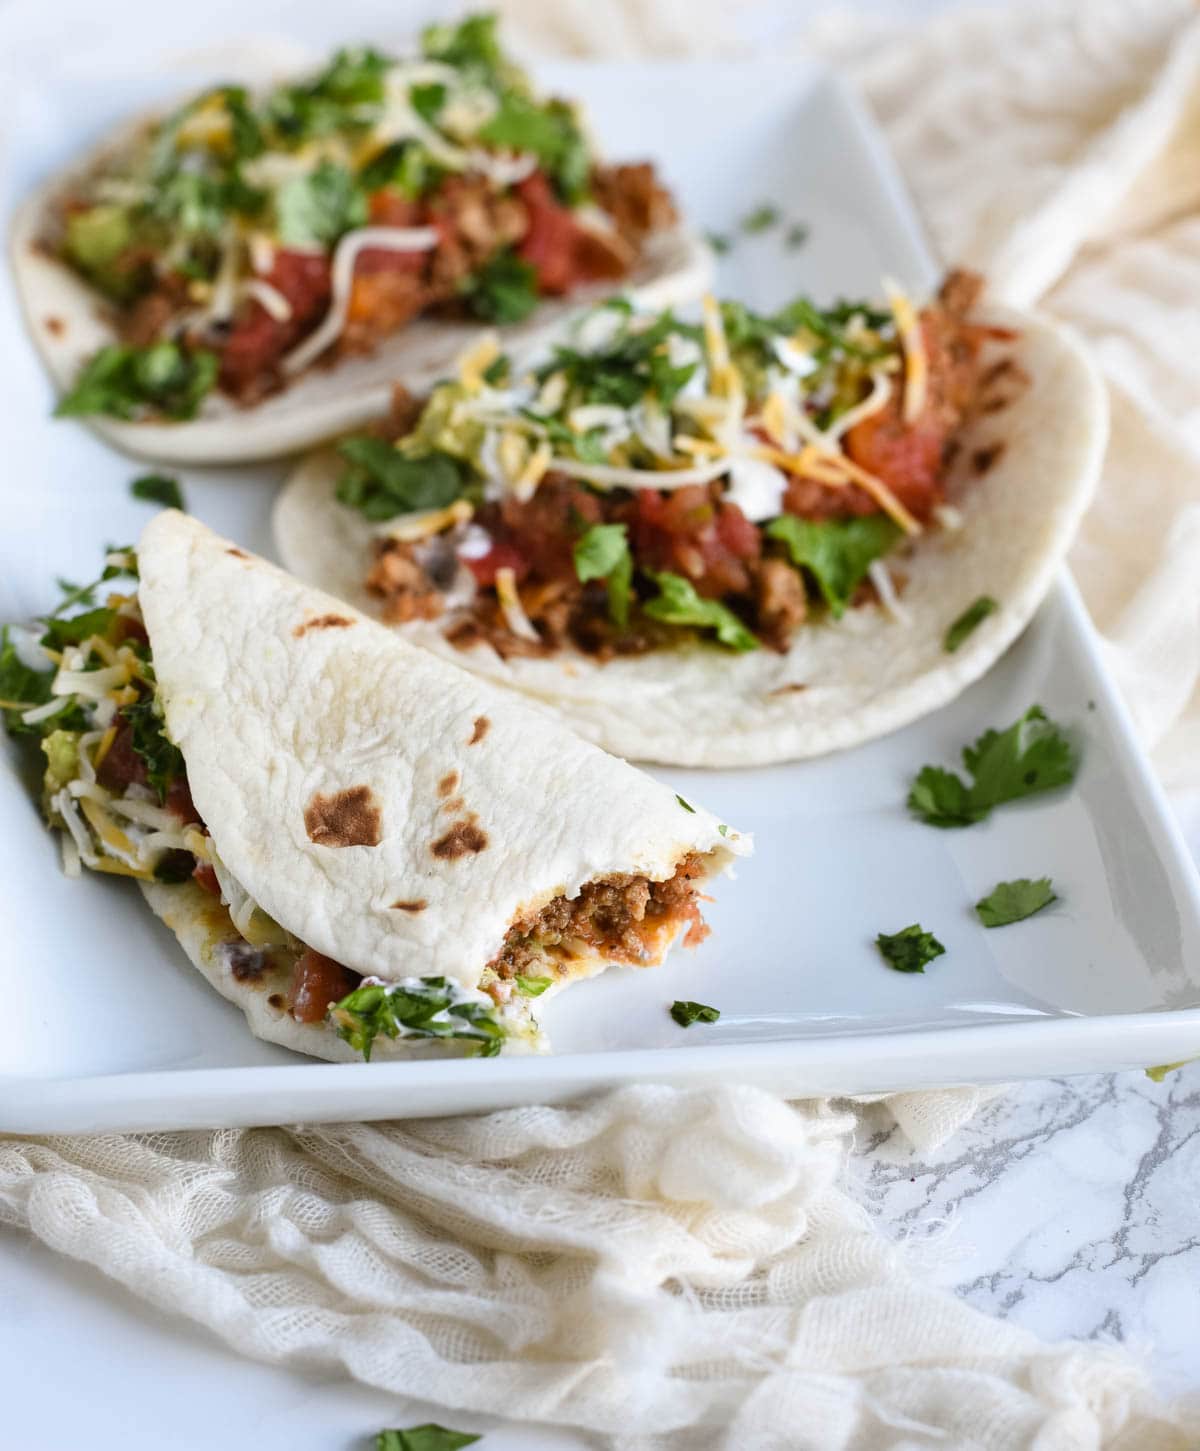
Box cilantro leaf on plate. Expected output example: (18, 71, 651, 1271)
(644, 572, 759, 651)
(765, 515, 901, 618)
(975, 877, 1056, 928)
(907, 706, 1079, 828)
(336, 438, 468, 521)
(130, 474, 185, 511)
(376, 1426, 482, 1451)
(670, 1000, 720, 1027)
(573, 523, 632, 628)
(876, 924, 945, 974)
(944, 595, 998, 653)
(741, 203, 779, 233)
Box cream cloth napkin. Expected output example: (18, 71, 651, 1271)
(5, 1, 1200, 1445)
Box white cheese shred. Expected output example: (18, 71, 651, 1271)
(281, 226, 440, 376)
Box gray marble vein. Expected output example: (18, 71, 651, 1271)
(854, 1064, 1200, 1397)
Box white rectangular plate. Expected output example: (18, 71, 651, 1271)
(3, 59, 1200, 1132)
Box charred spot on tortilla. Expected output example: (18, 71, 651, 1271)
(224, 941, 271, 981)
(972, 443, 1006, 475)
(44, 315, 65, 337)
(469, 716, 491, 745)
(768, 682, 808, 696)
(293, 612, 356, 637)
(304, 785, 383, 848)
(267, 993, 285, 1010)
(432, 819, 489, 859)
(227, 547, 249, 559)
(437, 770, 460, 798)
(442, 795, 467, 816)
(391, 898, 428, 913)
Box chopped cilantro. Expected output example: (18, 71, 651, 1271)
(670, 1000, 720, 1027)
(675, 794, 695, 813)
(409, 81, 446, 126)
(741, 204, 779, 234)
(705, 231, 732, 256)
(124, 693, 185, 803)
(784, 222, 810, 250)
(276, 159, 366, 246)
(644, 572, 759, 652)
(944, 595, 998, 653)
(130, 474, 185, 511)
(876, 924, 945, 974)
(336, 438, 468, 521)
(542, 311, 702, 410)
(766, 514, 901, 617)
(56, 342, 217, 421)
(39, 606, 116, 652)
(0, 628, 53, 735)
(458, 250, 539, 324)
(908, 706, 1079, 828)
(265, 47, 391, 143)
(717, 823, 729, 837)
(515, 975, 554, 997)
(478, 94, 589, 202)
(422, 12, 508, 84)
(573, 523, 632, 628)
(358, 140, 440, 199)
(331, 978, 504, 1061)
(975, 877, 1057, 928)
(376, 1426, 481, 1451)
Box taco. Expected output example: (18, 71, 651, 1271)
(0, 512, 747, 1062)
(275, 271, 1107, 767)
(11, 13, 709, 463)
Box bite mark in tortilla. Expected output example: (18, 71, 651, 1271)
(305, 785, 383, 848)
(432, 819, 489, 859)
(294, 612, 356, 636)
(469, 716, 490, 745)
(437, 770, 460, 798)
(391, 898, 428, 913)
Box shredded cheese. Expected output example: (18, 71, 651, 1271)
(457, 331, 502, 394)
(281, 226, 440, 376)
(512, 442, 552, 502)
(494, 568, 540, 643)
(378, 498, 474, 543)
(244, 279, 293, 322)
(545, 456, 732, 491)
(826, 369, 892, 439)
(883, 277, 927, 425)
(867, 560, 912, 625)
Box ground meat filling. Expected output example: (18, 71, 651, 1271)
(362, 270, 1010, 659)
(491, 852, 710, 979)
(61, 159, 674, 405)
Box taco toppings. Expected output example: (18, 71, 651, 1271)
(44, 13, 677, 417)
(2, 518, 745, 1061)
(327, 269, 1016, 659)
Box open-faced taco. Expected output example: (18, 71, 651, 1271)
(11, 13, 709, 463)
(275, 272, 1107, 767)
(0, 512, 746, 1062)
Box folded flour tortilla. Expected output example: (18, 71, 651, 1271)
(134, 512, 747, 1060)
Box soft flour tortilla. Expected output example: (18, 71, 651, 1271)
(137, 513, 745, 1015)
(10, 126, 712, 465)
(274, 307, 1107, 767)
(138, 879, 466, 1063)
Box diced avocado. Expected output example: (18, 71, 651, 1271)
(41, 729, 79, 791)
(64, 205, 139, 301)
(403, 382, 486, 466)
